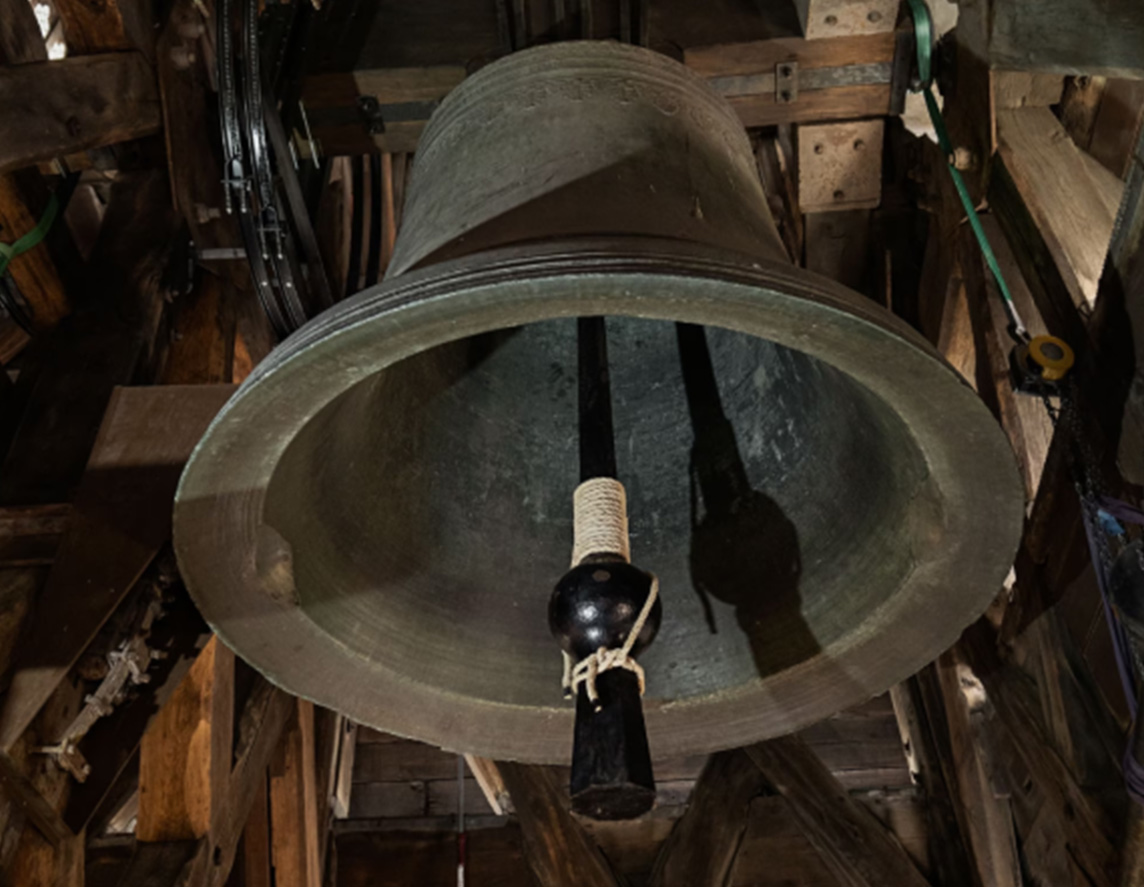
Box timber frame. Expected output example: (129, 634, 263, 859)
(0, 0, 1143, 885)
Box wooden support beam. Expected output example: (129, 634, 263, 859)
(53, 0, 151, 56)
(889, 678, 979, 887)
(646, 749, 767, 887)
(463, 755, 508, 817)
(959, 623, 1120, 887)
(116, 681, 294, 887)
(744, 735, 932, 887)
(0, 0, 47, 65)
(0, 503, 70, 567)
(0, 53, 161, 174)
(0, 385, 234, 754)
(995, 106, 1124, 313)
(684, 32, 897, 129)
(137, 636, 235, 843)
(0, 173, 71, 333)
(987, 0, 1144, 78)
(496, 762, 618, 887)
(238, 772, 273, 887)
(268, 700, 322, 887)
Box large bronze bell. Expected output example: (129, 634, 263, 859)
(174, 42, 1024, 764)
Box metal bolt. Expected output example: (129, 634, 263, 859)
(825, 14, 838, 24)
(867, 10, 882, 22)
(780, 90, 791, 102)
(833, 189, 845, 200)
(779, 65, 792, 77)
(853, 139, 865, 150)
(814, 144, 825, 154)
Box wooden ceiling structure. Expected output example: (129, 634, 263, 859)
(0, 0, 1143, 885)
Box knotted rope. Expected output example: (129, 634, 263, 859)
(561, 478, 659, 709)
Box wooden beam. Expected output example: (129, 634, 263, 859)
(995, 106, 1124, 313)
(0, 53, 161, 174)
(889, 678, 979, 887)
(0, 502, 69, 567)
(646, 749, 767, 887)
(0, 0, 47, 65)
(54, 0, 151, 56)
(496, 762, 618, 887)
(463, 755, 508, 817)
(0, 173, 71, 333)
(743, 736, 932, 887)
(137, 636, 235, 843)
(240, 772, 273, 887)
(268, 700, 322, 887)
(0, 385, 234, 753)
(988, 0, 1144, 78)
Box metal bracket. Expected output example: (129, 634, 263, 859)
(356, 96, 443, 137)
(358, 96, 386, 135)
(776, 62, 799, 104)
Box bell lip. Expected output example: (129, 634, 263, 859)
(174, 236, 1025, 763)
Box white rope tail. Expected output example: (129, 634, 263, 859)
(561, 478, 658, 709)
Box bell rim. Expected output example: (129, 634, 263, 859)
(174, 236, 1024, 762)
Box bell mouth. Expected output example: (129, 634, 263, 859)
(174, 238, 1024, 763)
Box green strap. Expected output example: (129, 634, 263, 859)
(0, 192, 60, 283)
(904, 0, 1028, 341)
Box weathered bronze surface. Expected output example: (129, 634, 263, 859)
(174, 42, 1024, 763)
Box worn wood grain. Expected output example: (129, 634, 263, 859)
(989, 0, 1144, 77)
(497, 762, 617, 887)
(136, 635, 234, 842)
(996, 106, 1124, 311)
(0, 53, 161, 173)
(269, 700, 322, 887)
(0, 0, 47, 65)
(54, 0, 151, 56)
(0, 384, 234, 753)
(0, 174, 70, 332)
(647, 749, 767, 887)
(744, 735, 931, 887)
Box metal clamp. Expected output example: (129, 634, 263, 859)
(775, 62, 799, 104)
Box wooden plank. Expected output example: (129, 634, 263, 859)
(993, 71, 1064, 110)
(684, 32, 896, 77)
(160, 272, 237, 385)
(0, 53, 161, 173)
(726, 84, 890, 129)
(54, 0, 151, 56)
(177, 682, 294, 887)
(1088, 78, 1144, 180)
(347, 782, 427, 820)
(996, 106, 1124, 311)
(744, 736, 931, 887)
(989, 0, 1144, 78)
(463, 755, 508, 817)
(729, 795, 845, 887)
(156, 0, 238, 252)
(0, 503, 69, 567)
(136, 635, 235, 842)
(240, 772, 272, 887)
(0, 174, 70, 332)
(353, 740, 456, 783)
(0, 384, 234, 753)
(332, 722, 357, 819)
(806, 210, 871, 290)
(0, 0, 47, 65)
(496, 762, 617, 887)
(960, 623, 1120, 887)
(268, 700, 321, 887)
(889, 680, 977, 887)
(647, 749, 767, 887)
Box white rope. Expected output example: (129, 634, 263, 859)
(571, 477, 630, 566)
(561, 478, 657, 709)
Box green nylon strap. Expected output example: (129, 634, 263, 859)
(0, 192, 60, 283)
(904, 0, 1029, 341)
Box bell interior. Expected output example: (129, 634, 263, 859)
(264, 314, 933, 709)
